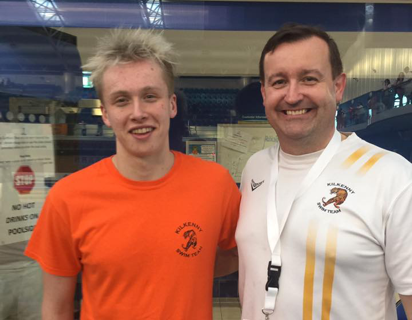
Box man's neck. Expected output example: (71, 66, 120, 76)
(112, 151, 175, 181)
(279, 131, 347, 155)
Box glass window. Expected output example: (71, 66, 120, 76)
(1, 1, 411, 319)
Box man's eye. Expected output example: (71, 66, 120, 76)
(272, 80, 286, 88)
(303, 77, 318, 84)
(145, 94, 157, 101)
(115, 98, 128, 105)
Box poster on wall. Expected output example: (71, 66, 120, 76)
(186, 141, 217, 162)
(217, 124, 277, 183)
(0, 123, 54, 245)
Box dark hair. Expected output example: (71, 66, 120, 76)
(259, 23, 343, 82)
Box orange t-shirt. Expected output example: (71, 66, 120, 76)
(25, 151, 240, 320)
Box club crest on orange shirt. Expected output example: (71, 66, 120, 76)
(175, 222, 203, 258)
(182, 230, 197, 251)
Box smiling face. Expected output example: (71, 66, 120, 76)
(100, 59, 177, 161)
(261, 36, 346, 155)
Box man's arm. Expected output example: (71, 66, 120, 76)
(42, 272, 77, 320)
(400, 295, 412, 320)
(214, 247, 238, 278)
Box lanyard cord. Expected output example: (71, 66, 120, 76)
(262, 130, 342, 319)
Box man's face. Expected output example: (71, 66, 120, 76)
(100, 59, 176, 160)
(261, 36, 346, 154)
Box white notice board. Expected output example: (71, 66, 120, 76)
(217, 124, 278, 183)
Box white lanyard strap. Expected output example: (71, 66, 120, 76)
(262, 130, 342, 318)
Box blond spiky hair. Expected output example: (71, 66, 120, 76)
(82, 28, 176, 99)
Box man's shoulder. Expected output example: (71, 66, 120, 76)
(179, 152, 229, 175)
(376, 147, 412, 175)
(51, 157, 110, 194)
(175, 152, 240, 189)
(244, 145, 277, 171)
(344, 134, 412, 174)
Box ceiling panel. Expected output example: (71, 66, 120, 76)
(1, 1, 411, 32)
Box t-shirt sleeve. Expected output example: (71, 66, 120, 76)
(217, 171, 241, 250)
(385, 182, 412, 295)
(25, 192, 81, 276)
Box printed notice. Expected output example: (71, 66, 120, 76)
(186, 141, 217, 162)
(0, 123, 55, 245)
(217, 124, 277, 183)
(221, 130, 252, 154)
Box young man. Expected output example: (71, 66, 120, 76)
(236, 24, 412, 320)
(25, 29, 240, 320)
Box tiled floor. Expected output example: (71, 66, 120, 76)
(213, 298, 241, 320)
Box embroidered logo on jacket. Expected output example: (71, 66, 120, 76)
(251, 179, 264, 191)
(317, 183, 355, 214)
(175, 222, 203, 258)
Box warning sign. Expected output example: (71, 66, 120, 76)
(14, 166, 35, 194)
(0, 123, 55, 245)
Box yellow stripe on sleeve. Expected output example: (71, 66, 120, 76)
(357, 152, 386, 175)
(341, 145, 371, 168)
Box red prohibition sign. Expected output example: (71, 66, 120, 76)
(14, 166, 35, 194)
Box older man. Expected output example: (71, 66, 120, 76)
(236, 24, 412, 320)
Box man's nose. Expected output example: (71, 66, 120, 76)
(130, 100, 147, 120)
(284, 82, 303, 105)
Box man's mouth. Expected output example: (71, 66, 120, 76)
(284, 109, 309, 115)
(131, 128, 154, 134)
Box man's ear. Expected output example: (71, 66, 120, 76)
(100, 105, 111, 127)
(334, 73, 347, 103)
(170, 94, 177, 119)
